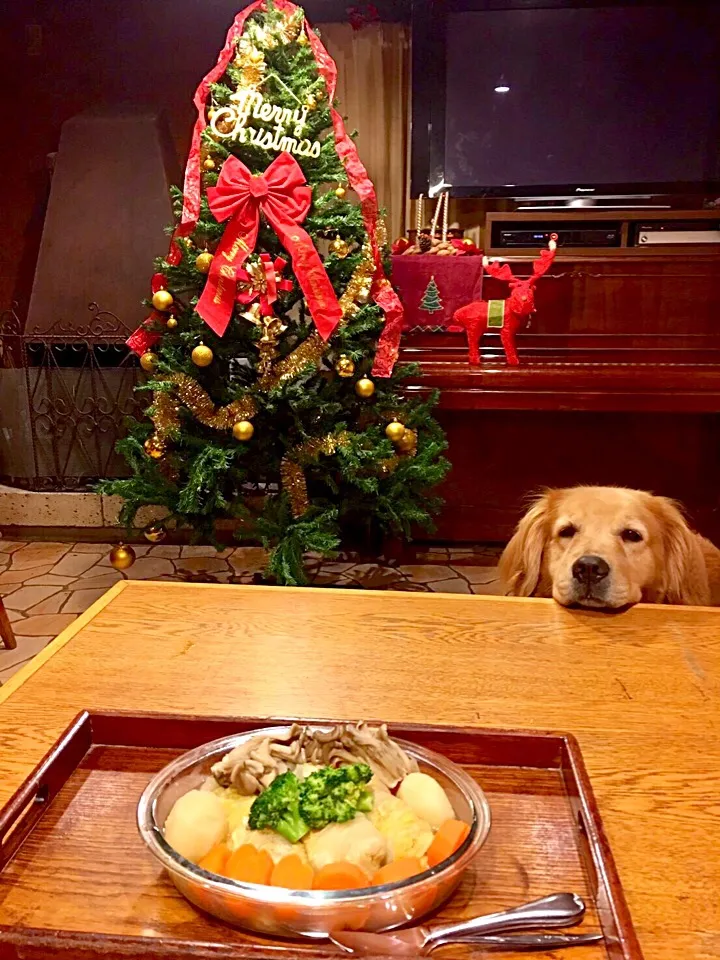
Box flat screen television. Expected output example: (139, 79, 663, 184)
(410, 0, 720, 203)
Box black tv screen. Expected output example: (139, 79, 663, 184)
(411, 0, 720, 199)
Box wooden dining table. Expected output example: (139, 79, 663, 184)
(0, 580, 718, 959)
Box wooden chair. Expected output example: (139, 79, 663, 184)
(0, 597, 16, 650)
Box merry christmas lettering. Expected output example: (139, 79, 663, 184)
(210, 90, 322, 159)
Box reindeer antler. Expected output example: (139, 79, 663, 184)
(529, 235, 557, 282)
(482, 256, 515, 282)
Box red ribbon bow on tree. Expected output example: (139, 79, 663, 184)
(236, 253, 293, 317)
(196, 152, 342, 339)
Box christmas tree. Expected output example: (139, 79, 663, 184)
(101, 0, 448, 585)
(420, 276, 443, 314)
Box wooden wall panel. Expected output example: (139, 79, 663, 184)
(429, 410, 720, 544)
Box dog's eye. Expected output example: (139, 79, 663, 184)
(621, 528, 643, 543)
(557, 524, 577, 538)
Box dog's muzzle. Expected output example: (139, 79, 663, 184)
(570, 554, 611, 603)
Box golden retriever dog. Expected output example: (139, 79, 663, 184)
(499, 486, 720, 609)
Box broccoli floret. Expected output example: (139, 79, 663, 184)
(299, 763, 374, 830)
(248, 772, 309, 843)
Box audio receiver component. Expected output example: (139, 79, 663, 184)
(632, 221, 720, 245)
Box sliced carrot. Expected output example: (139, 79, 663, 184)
(271, 854, 315, 889)
(313, 861, 370, 890)
(372, 857, 424, 886)
(198, 842, 231, 875)
(426, 819, 471, 868)
(225, 843, 274, 884)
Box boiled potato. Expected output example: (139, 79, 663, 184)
(304, 815, 387, 876)
(397, 772, 454, 829)
(164, 789, 228, 864)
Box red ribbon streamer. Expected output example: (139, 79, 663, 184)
(127, 321, 161, 357)
(165, 0, 404, 373)
(305, 19, 405, 376)
(196, 153, 342, 339)
(151, 272, 168, 294)
(126, 274, 170, 354)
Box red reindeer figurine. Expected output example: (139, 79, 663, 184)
(453, 235, 557, 366)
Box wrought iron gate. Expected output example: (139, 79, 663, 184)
(0, 303, 143, 490)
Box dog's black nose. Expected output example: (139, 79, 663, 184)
(572, 555, 610, 584)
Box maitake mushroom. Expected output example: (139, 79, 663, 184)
(209, 722, 417, 795)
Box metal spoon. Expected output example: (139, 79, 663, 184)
(330, 892, 586, 956)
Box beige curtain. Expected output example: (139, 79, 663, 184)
(317, 23, 409, 243)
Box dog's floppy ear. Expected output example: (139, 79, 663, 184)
(649, 496, 710, 606)
(499, 492, 552, 597)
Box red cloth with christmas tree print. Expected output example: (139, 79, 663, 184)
(392, 256, 485, 331)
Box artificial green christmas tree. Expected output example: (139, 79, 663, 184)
(101, 0, 448, 584)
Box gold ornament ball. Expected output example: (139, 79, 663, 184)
(144, 435, 166, 459)
(192, 343, 214, 367)
(336, 355, 355, 378)
(385, 420, 406, 442)
(109, 544, 136, 570)
(140, 351, 158, 373)
(355, 376, 375, 398)
(143, 522, 167, 543)
(305, 94, 317, 110)
(330, 235, 350, 259)
(396, 428, 418, 453)
(233, 419, 255, 442)
(297, 28, 308, 45)
(203, 157, 216, 171)
(334, 185, 347, 199)
(152, 289, 174, 312)
(195, 251, 214, 274)
(166, 316, 178, 331)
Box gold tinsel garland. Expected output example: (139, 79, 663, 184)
(268, 331, 325, 387)
(152, 373, 257, 441)
(282, 432, 351, 517)
(272, 240, 381, 510)
(338, 238, 375, 317)
(280, 459, 309, 518)
(262, 240, 376, 392)
(376, 218, 388, 252)
(379, 455, 401, 476)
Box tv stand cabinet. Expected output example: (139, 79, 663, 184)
(400, 210, 720, 544)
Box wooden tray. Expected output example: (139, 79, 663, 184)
(0, 712, 642, 960)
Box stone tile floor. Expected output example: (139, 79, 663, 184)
(0, 539, 503, 683)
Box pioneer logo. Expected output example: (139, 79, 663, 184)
(575, 187, 595, 193)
